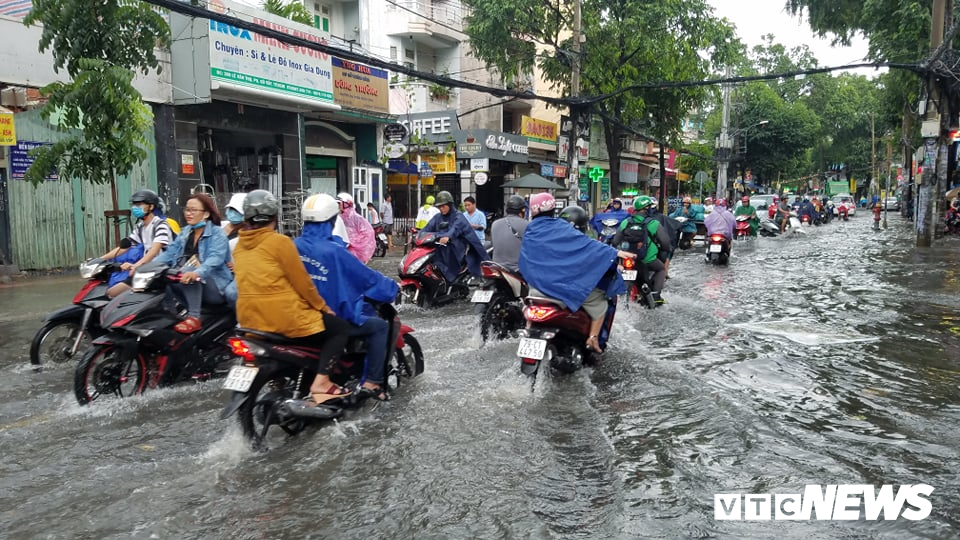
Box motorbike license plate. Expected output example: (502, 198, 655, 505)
(516, 338, 547, 360)
(621, 270, 637, 281)
(709, 244, 722, 253)
(471, 289, 494, 303)
(223, 366, 259, 392)
(378, 233, 388, 241)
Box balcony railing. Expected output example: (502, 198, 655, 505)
(389, 0, 463, 32)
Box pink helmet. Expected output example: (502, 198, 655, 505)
(716, 198, 727, 208)
(529, 192, 556, 217)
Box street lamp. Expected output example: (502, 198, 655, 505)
(716, 120, 768, 199)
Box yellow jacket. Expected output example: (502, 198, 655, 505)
(233, 226, 331, 338)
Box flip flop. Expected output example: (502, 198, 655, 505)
(310, 384, 352, 404)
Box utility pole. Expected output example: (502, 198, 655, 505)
(871, 112, 876, 202)
(566, 0, 583, 209)
(884, 136, 893, 229)
(716, 66, 732, 200)
(918, 0, 948, 246)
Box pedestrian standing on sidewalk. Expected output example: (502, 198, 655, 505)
(463, 196, 487, 243)
(380, 193, 394, 249)
(366, 202, 380, 225)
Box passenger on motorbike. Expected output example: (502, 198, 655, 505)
(100, 189, 173, 297)
(337, 193, 376, 263)
(647, 197, 681, 278)
(703, 197, 715, 215)
(296, 194, 400, 401)
(734, 196, 759, 236)
(612, 196, 671, 306)
(520, 193, 635, 353)
(234, 190, 353, 404)
(415, 195, 440, 229)
(704, 198, 735, 240)
(559, 204, 590, 234)
(768, 196, 780, 219)
(490, 195, 528, 272)
(222, 193, 247, 255)
(421, 190, 490, 284)
(154, 193, 237, 334)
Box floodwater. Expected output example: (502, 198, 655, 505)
(1, 214, 958, 538)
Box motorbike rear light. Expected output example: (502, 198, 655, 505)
(111, 313, 137, 328)
(73, 279, 101, 303)
(622, 257, 635, 270)
(521, 357, 538, 365)
(524, 305, 558, 322)
(709, 234, 725, 242)
(481, 264, 501, 278)
(227, 337, 257, 362)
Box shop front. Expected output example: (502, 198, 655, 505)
(456, 129, 530, 214)
(384, 110, 459, 220)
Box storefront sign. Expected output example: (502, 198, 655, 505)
(457, 143, 482, 156)
(10, 140, 58, 180)
(208, 0, 334, 105)
(559, 113, 591, 163)
(485, 133, 528, 159)
(554, 165, 568, 178)
(474, 172, 489, 186)
(0, 112, 15, 146)
(456, 129, 529, 163)
(383, 123, 407, 142)
(538, 162, 569, 178)
(521, 115, 558, 144)
(470, 158, 489, 172)
(181, 153, 195, 175)
(578, 175, 590, 201)
(620, 159, 638, 184)
(398, 110, 459, 142)
(332, 57, 388, 113)
(421, 151, 458, 175)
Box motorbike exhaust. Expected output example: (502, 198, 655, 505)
(281, 399, 343, 420)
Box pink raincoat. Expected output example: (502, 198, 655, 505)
(341, 206, 375, 262)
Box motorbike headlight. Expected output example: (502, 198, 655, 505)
(131, 270, 158, 291)
(601, 219, 620, 226)
(80, 261, 104, 279)
(406, 254, 431, 275)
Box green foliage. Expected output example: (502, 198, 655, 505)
(262, 0, 314, 26)
(22, 0, 169, 187)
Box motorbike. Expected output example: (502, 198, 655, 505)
(30, 257, 122, 366)
(397, 230, 472, 307)
(73, 261, 238, 405)
(619, 256, 656, 309)
(734, 216, 752, 239)
(219, 303, 424, 449)
(758, 218, 781, 237)
(705, 232, 731, 265)
(473, 261, 528, 342)
(516, 291, 617, 380)
(673, 216, 697, 250)
(371, 222, 389, 258)
(598, 217, 622, 244)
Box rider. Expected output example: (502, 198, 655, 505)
(233, 190, 353, 404)
(704, 198, 735, 240)
(703, 196, 715, 215)
(296, 193, 400, 401)
(647, 196, 680, 278)
(559, 204, 590, 234)
(612, 195, 672, 306)
(520, 193, 636, 353)
(734, 196, 759, 236)
(589, 198, 629, 239)
(415, 195, 440, 229)
(490, 195, 528, 272)
(420, 190, 489, 286)
(100, 189, 173, 297)
(336, 193, 375, 263)
(777, 196, 793, 233)
(768, 195, 780, 219)
(798, 196, 817, 223)
(669, 196, 702, 249)
(221, 192, 247, 253)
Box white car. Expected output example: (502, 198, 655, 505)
(831, 194, 857, 217)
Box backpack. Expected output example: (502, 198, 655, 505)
(618, 215, 653, 255)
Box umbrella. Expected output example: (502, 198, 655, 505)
(501, 173, 562, 190)
(946, 186, 960, 200)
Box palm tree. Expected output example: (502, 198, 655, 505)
(262, 0, 313, 26)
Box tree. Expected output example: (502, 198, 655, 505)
(262, 0, 313, 26)
(463, 0, 740, 183)
(22, 1, 169, 191)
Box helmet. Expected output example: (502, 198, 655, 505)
(130, 189, 160, 206)
(716, 198, 727, 208)
(425, 195, 435, 205)
(434, 191, 454, 207)
(704, 197, 714, 204)
(243, 189, 280, 223)
(683, 196, 692, 204)
(226, 193, 247, 213)
(633, 195, 654, 211)
(336, 192, 354, 208)
(302, 193, 339, 223)
(505, 195, 526, 215)
(741, 196, 750, 204)
(559, 205, 588, 232)
(773, 196, 780, 202)
(529, 192, 556, 217)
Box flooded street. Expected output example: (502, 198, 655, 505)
(2, 215, 959, 538)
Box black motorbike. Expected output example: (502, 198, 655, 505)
(73, 261, 237, 405)
(219, 303, 424, 449)
(598, 217, 622, 244)
(371, 222, 389, 258)
(705, 233, 731, 265)
(474, 261, 528, 342)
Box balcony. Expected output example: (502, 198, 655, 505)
(386, 0, 465, 47)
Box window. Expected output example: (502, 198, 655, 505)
(390, 46, 398, 61)
(405, 48, 415, 61)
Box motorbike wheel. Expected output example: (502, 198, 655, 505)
(30, 319, 91, 366)
(74, 345, 147, 405)
(238, 370, 310, 449)
(480, 294, 522, 342)
(374, 242, 387, 258)
(394, 334, 425, 379)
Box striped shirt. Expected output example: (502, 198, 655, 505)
(131, 217, 172, 249)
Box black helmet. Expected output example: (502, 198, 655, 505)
(130, 189, 160, 206)
(559, 205, 589, 233)
(243, 189, 279, 224)
(434, 190, 455, 207)
(505, 195, 526, 215)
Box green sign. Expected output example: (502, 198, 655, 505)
(589, 166, 605, 183)
(578, 175, 590, 193)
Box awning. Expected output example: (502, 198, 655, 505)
(386, 159, 419, 174)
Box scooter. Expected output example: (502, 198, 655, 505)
(473, 261, 528, 342)
(219, 303, 424, 449)
(73, 261, 238, 405)
(598, 217, 622, 244)
(734, 216, 752, 239)
(619, 256, 656, 309)
(30, 257, 121, 366)
(397, 230, 472, 307)
(371, 222, 389, 257)
(758, 218, 781, 237)
(705, 233, 732, 265)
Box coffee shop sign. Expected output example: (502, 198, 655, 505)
(486, 134, 528, 157)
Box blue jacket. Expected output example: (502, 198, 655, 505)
(590, 209, 629, 237)
(422, 209, 489, 282)
(520, 216, 624, 312)
(295, 221, 399, 326)
(669, 205, 703, 233)
(156, 223, 237, 303)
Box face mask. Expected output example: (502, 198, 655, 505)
(226, 208, 243, 224)
(193, 220, 206, 230)
(131, 206, 147, 219)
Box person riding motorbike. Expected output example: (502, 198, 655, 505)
(612, 195, 672, 306)
(703, 196, 715, 215)
(233, 189, 353, 404)
(669, 196, 702, 248)
(415, 195, 440, 229)
(520, 193, 636, 353)
(420, 190, 490, 285)
(798, 197, 817, 224)
(589, 198, 629, 240)
(336, 193, 375, 263)
(777, 196, 793, 233)
(559, 204, 590, 234)
(295, 194, 400, 401)
(222, 192, 247, 254)
(734, 195, 759, 236)
(704, 198, 735, 240)
(490, 195, 528, 272)
(99, 189, 173, 297)
(646, 197, 681, 278)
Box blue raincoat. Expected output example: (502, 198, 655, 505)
(519, 217, 625, 312)
(107, 243, 144, 287)
(421, 209, 489, 282)
(669, 204, 704, 233)
(589, 209, 629, 237)
(295, 221, 399, 326)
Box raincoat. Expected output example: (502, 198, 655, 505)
(589, 209, 629, 237)
(421, 208, 489, 282)
(519, 217, 625, 313)
(415, 204, 440, 229)
(295, 221, 399, 326)
(705, 207, 735, 239)
(340, 205, 375, 263)
(734, 203, 759, 235)
(669, 204, 703, 233)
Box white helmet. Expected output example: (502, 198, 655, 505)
(336, 192, 354, 208)
(302, 193, 340, 223)
(226, 193, 247, 213)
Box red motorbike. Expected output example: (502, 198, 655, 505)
(397, 230, 472, 307)
(734, 216, 752, 239)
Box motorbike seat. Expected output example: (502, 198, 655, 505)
(235, 327, 296, 343)
(523, 295, 567, 309)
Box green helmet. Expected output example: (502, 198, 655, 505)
(434, 190, 454, 207)
(633, 195, 654, 211)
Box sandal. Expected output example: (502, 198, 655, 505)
(309, 384, 352, 404)
(586, 335, 603, 354)
(358, 385, 390, 402)
(174, 316, 202, 334)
